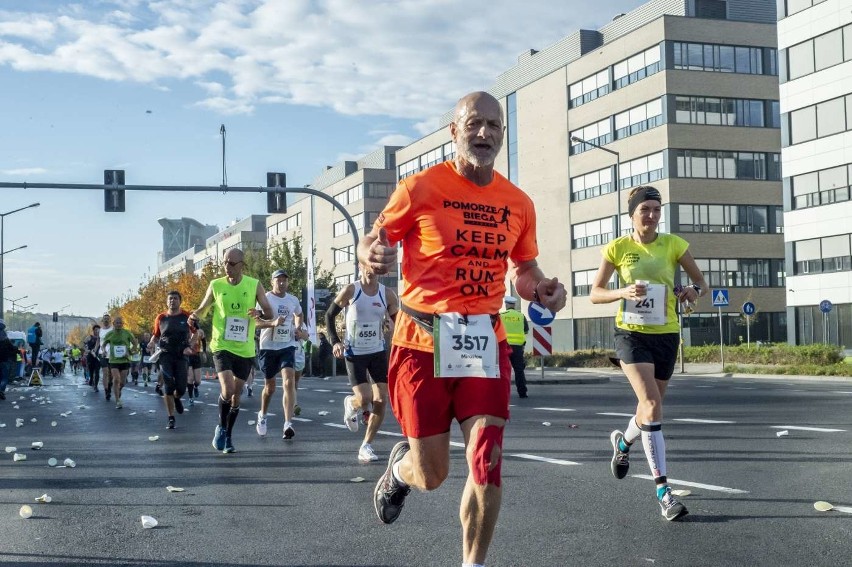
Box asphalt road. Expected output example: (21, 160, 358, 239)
(1, 370, 850, 566)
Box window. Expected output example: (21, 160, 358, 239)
(614, 98, 663, 139)
(334, 184, 363, 206)
(572, 269, 616, 296)
(620, 152, 664, 189)
(333, 245, 355, 265)
(570, 118, 612, 155)
(690, 258, 783, 287)
(785, 23, 852, 81)
(814, 28, 843, 71)
(333, 219, 349, 237)
(613, 45, 661, 90)
(397, 143, 455, 180)
(572, 217, 614, 249)
(671, 41, 776, 75)
(791, 163, 852, 209)
(569, 69, 610, 107)
(790, 106, 817, 143)
(571, 166, 614, 201)
(677, 204, 782, 234)
(795, 235, 852, 274)
(335, 274, 354, 287)
(507, 92, 519, 184)
(673, 95, 776, 128)
(788, 93, 852, 146)
(674, 149, 781, 181)
(398, 158, 419, 180)
(364, 182, 395, 199)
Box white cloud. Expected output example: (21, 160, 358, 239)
(0, 167, 48, 176)
(0, 0, 641, 123)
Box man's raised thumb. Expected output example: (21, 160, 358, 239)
(377, 227, 389, 245)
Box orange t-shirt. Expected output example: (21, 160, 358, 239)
(375, 161, 538, 352)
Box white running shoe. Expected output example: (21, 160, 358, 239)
(256, 412, 267, 437)
(358, 443, 379, 463)
(343, 395, 359, 432)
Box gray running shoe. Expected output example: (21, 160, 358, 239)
(373, 441, 411, 524)
(610, 430, 629, 479)
(659, 487, 688, 521)
(212, 425, 226, 451)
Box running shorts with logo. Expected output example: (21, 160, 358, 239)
(212, 350, 254, 381)
(345, 351, 389, 386)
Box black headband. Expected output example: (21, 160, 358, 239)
(627, 186, 662, 217)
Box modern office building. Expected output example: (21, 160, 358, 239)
(397, 0, 784, 351)
(157, 217, 218, 264)
(778, 0, 852, 348)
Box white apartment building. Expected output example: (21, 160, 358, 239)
(778, 0, 852, 347)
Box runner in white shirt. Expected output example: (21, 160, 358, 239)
(98, 314, 115, 401)
(255, 269, 304, 440)
(326, 263, 399, 463)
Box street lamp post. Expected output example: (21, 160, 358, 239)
(1, 202, 40, 315)
(57, 304, 71, 347)
(7, 295, 27, 330)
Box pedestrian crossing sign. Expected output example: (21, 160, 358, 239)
(711, 289, 729, 307)
(28, 368, 43, 387)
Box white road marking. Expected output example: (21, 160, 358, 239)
(336, 391, 351, 395)
(831, 505, 852, 514)
(534, 407, 576, 412)
(597, 412, 634, 417)
(314, 389, 331, 393)
(770, 425, 846, 433)
(831, 391, 852, 395)
(695, 385, 714, 388)
(734, 387, 756, 390)
(376, 430, 405, 438)
(325, 423, 348, 429)
(508, 453, 581, 466)
(673, 418, 736, 424)
(632, 475, 748, 494)
(292, 417, 312, 422)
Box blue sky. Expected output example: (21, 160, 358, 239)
(0, 0, 642, 318)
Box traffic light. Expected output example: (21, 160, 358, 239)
(52, 312, 58, 322)
(266, 172, 286, 214)
(104, 169, 126, 212)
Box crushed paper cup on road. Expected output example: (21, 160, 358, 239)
(317, 411, 329, 416)
(13, 453, 27, 461)
(5, 446, 17, 453)
(31, 442, 44, 450)
(148, 410, 156, 413)
(47, 458, 58, 467)
(140, 515, 158, 529)
(35, 494, 52, 503)
(247, 420, 256, 425)
(0, 423, 6, 428)
(671, 489, 692, 497)
(350, 477, 366, 483)
(166, 486, 184, 492)
(129, 412, 137, 416)
(776, 430, 789, 437)
(19, 505, 33, 519)
(542, 422, 552, 426)
(63, 458, 76, 468)
(148, 436, 159, 442)
(50, 421, 57, 427)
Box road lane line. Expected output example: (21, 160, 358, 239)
(292, 417, 312, 422)
(734, 387, 756, 390)
(673, 418, 736, 424)
(534, 407, 576, 412)
(770, 425, 846, 433)
(632, 475, 748, 494)
(831, 391, 852, 395)
(314, 389, 331, 392)
(336, 391, 350, 395)
(597, 412, 634, 417)
(508, 453, 581, 466)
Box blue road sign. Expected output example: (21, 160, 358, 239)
(711, 289, 730, 307)
(528, 302, 555, 326)
(742, 301, 756, 316)
(819, 299, 833, 314)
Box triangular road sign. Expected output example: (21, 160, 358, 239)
(28, 368, 43, 386)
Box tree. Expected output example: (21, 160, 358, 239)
(66, 324, 90, 347)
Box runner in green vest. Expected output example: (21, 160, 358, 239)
(189, 248, 277, 454)
(101, 316, 138, 409)
(499, 297, 529, 398)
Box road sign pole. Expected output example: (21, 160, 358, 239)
(540, 355, 544, 380)
(719, 306, 725, 368)
(746, 316, 751, 348)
